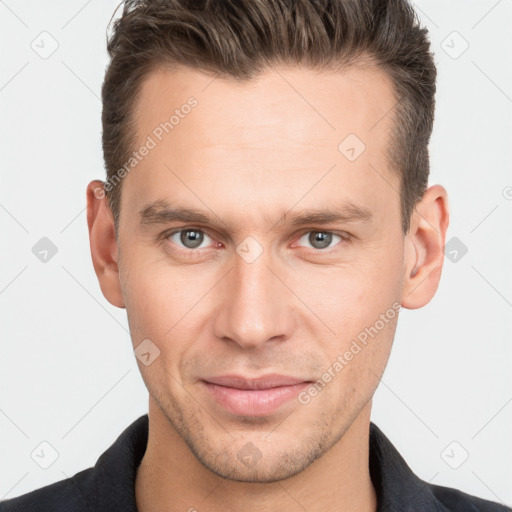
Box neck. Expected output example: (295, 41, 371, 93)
(135, 399, 377, 512)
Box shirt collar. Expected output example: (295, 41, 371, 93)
(369, 422, 441, 511)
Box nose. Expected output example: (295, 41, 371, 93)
(213, 246, 295, 350)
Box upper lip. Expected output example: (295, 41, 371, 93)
(203, 374, 310, 390)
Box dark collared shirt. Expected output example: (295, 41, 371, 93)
(1, 415, 509, 511)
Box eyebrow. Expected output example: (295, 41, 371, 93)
(138, 199, 373, 229)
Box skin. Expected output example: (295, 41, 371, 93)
(86, 63, 449, 512)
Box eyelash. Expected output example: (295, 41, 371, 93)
(161, 227, 351, 259)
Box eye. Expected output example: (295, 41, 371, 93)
(296, 230, 347, 251)
(166, 228, 214, 250)
(162, 228, 349, 257)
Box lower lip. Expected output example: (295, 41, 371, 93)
(202, 381, 310, 416)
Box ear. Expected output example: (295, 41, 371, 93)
(86, 180, 125, 308)
(401, 184, 449, 309)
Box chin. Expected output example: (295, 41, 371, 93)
(201, 458, 311, 483)
(189, 435, 327, 484)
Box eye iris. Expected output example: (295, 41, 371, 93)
(180, 229, 203, 248)
(309, 231, 332, 249)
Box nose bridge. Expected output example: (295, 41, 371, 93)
(213, 242, 292, 348)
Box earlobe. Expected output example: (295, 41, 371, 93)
(86, 180, 126, 309)
(401, 185, 449, 310)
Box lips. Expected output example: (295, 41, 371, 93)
(203, 374, 309, 390)
(201, 374, 311, 416)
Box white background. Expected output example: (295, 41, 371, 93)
(1, 0, 511, 506)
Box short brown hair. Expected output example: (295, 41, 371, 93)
(102, 0, 436, 234)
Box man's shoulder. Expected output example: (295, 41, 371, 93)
(0, 467, 95, 512)
(427, 481, 511, 512)
(2, 473, 510, 512)
(1, 414, 148, 512)
(369, 422, 510, 512)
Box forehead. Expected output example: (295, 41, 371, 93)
(133, 63, 397, 153)
(121, 63, 400, 228)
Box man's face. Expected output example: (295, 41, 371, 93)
(116, 64, 406, 482)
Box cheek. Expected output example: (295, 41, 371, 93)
(290, 249, 403, 334)
(287, 241, 403, 389)
(120, 253, 200, 327)
(120, 257, 215, 373)
(309, 297, 399, 419)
